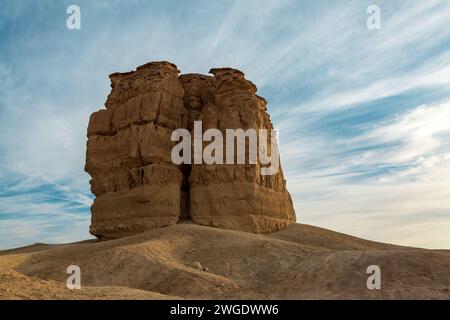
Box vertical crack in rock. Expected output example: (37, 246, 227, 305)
(86, 61, 296, 239)
(179, 164, 192, 220)
(154, 92, 163, 125)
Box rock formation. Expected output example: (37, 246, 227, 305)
(85, 61, 296, 239)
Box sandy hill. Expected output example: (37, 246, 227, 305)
(0, 222, 449, 299)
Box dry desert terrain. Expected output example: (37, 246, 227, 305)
(1, 222, 449, 299)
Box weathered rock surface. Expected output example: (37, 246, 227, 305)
(85, 62, 186, 239)
(180, 68, 296, 233)
(85, 61, 296, 239)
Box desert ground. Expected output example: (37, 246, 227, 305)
(0, 222, 449, 299)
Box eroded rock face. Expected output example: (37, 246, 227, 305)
(86, 61, 296, 239)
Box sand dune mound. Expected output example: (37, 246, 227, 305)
(1, 223, 449, 299)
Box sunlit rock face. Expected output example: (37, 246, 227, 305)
(85, 61, 296, 239)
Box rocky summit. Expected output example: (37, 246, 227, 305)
(85, 61, 296, 239)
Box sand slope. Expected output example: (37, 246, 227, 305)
(1, 222, 449, 299)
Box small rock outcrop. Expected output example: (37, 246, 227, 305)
(85, 61, 296, 239)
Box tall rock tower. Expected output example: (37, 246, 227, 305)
(85, 61, 296, 239)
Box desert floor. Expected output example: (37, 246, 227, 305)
(1, 222, 449, 299)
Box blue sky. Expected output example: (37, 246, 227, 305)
(1, 0, 450, 249)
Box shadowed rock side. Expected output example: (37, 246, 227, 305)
(85, 61, 296, 239)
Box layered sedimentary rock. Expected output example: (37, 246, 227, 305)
(86, 61, 296, 239)
(85, 62, 186, 239)
(180, 69, 296, 233)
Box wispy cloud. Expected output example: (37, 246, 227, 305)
(0, 165, 92, 249)
(282, 101, 450, 248)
